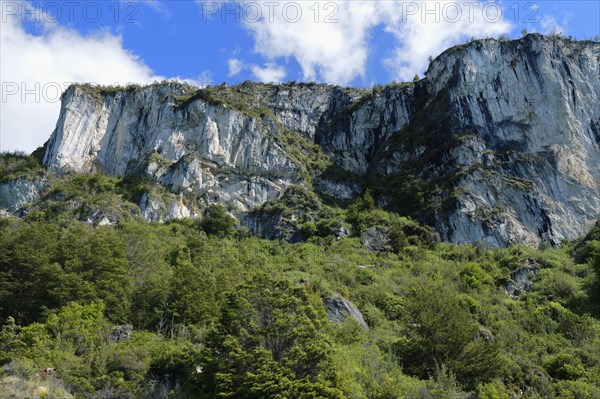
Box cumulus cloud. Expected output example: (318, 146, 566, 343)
(227, 58, 244, 77)
(228, 57, 286, 82)
(384, 1, 511, 81)
(243, 1, 380, 84)
(238, 0, 512, 84)
(0, 2, 159, 152)
(188, 70, 214, 87)
(251, 63, 286, 83)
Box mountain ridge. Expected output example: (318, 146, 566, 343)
(2, 33, 600, 247)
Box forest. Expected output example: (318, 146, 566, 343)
(1, 152, 600, 398)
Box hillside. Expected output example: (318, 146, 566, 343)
(1, 34, 600, 399)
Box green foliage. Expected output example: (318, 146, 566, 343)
(1, 189, 600, 398)
(0, 151, 43, 183)
(23, 173, 144, 224)
(544, 353, 589, 381)
(300, 221, 318, 238)
(198, 274, 343, 398)
(200, 204, 237, 237)
(460, 262, 492, 289)
(476, 380, 511, 399)
(397, 282, 501, 387)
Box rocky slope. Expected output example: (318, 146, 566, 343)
(4, 34, 599, 247)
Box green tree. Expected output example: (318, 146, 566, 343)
(198, 274, 343, 398)
(168, 245, 218, 326)
(398, 282, 500, 387)
(200, 205, 237, 238)
(84, 227, 133, 323)
(0, 221, 63, 324)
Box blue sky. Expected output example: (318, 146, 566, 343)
(1, 0, 599, 151)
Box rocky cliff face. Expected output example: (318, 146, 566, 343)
(421, 35, 600, 247)
(44, 83, 299, 212)
(0, 175, 48, 214)
(37, 34, 600, 246)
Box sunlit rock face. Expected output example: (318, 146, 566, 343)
(0, 175, 48, 213)
(42, 34, 600, 247)
(419, 35, 600, 247)
(43, 83, 302, 212)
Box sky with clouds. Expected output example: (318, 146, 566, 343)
(1, 0, 599, 152)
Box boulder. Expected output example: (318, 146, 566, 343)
(324, 296, 368, 330)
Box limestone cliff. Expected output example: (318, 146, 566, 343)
(21, 34, 600, 246)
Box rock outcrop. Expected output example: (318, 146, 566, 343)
(34, 34, 600, 246)
(109, 325, 133, 343)
(361, 226, 392, 253)
(505, 259, 541, 299)
(0, 175, 48, 214)
(324, 296, 368, 330)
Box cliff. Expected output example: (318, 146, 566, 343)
(6, 34, 600, 246)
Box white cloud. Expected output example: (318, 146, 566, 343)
(227, 58, 244, 77)
(243, 1, 380, 85)
(144, 0, 171, 18)
(0, 2, 160, 152)
(539, 15, 569, 35)
(383, 1, 511, 81)
(251, 63, 286, 83)
(170, 71, 213, 88)
(240, 0, 512, 84)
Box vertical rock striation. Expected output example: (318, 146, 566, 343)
(37, 34, 600, 246)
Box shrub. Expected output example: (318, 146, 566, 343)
(199, 205, 237, 238)
(544, 354, 588, 381)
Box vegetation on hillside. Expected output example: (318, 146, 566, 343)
(0, 151, 44, 183)
(1, 163, 600, 398)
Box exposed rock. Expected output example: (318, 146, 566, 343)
(97, 217, 112, 226)
(243, 186, 327, 242)
(110, 324, 133, 343)
(40, 35, 600, 247)
(138, 192, 198, 222)
(505, 259, 541, 298)
(361, 226, 392, 253)
(0, 175, 48, 214)
(79, 207, 119, 226)
(324, 296, 368, 330)
(420, 36, 600, 247)
(332, 225, 350, 240)
(313, 177, 361, 202)
(43, 83, 305, 213)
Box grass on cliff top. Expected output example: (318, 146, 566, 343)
(66, 81, 198, 102)
(172, 83, 274, 119)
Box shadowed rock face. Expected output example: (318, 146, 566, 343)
(361, 226, 392, 253)
(38, 34, 600, 247)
